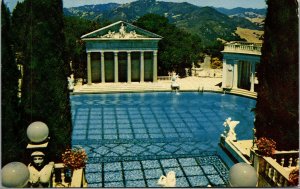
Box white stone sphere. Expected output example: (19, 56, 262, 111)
(229, 162, 258, 187)
(2, 162, 30, 187)
(26, 121, 49, 143)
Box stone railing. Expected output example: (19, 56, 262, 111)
(219, 119, 299, 187)
(223, 41, 262, 55)
(52, 163, 88, 187)
(157, 76, 172, 81)
(71, 168, 88, 187)
(250, 149, 299, 187)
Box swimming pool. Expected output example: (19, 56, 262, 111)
(70, 92, 256, 187)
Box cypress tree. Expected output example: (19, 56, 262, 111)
(254, 0, 299, 150)
(19, 0, 72, 161)
(1, 2, 23, 166)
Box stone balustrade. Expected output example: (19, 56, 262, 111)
(250, 149, 299, 187)
(52, 163, 88, 187)
(157, 76, 172, 81)
(263, 156, 290, 186)
(223, 41, 262, 55)
(71, 168, 88, 187)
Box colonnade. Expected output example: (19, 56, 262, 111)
(87, 50, 158, 84)
(222, 59, 257, 92)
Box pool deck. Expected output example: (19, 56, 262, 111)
(73, 77, 257, 98)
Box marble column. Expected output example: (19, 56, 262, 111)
(238, 61, 243, 88)
(221, 59, 227, 88)
(114, 51, 119, 83)
(140, 51, 144, 82)
(153, 50, 158, 82)
(127, 51, 131, 83)
(87, 52, 92, 85)
(250, 62, 256, 92)
(233, 60, 238, 89)
(101, 51, 105, 83)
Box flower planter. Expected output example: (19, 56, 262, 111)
(64, 168, 72, 183)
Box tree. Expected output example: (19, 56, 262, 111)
(254, 0, 298, 150)
(1, 1, 23, 166)
(15, 0, 72, 161)
(11, 1, 29, 55)
(134, 14, 203, 76)
(210, 57, 222, 69)
(204, 40, 224, 60)
(64, 16, 102, 79)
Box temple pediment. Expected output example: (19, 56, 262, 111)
(81, 21, 162, 40)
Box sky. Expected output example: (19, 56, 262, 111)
(6, 0, 267, 12)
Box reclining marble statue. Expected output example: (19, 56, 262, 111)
(157, 171, 176, 187)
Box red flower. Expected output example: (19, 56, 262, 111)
(256, 137, 276, 156)
(289, 167, 299, 186)
(62, 147, 88, 170)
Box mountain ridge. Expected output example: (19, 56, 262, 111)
(63, 0, 265, 46)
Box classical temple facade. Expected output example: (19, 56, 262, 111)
(221, 42, 262, 92)
(81, 21, 162, 84)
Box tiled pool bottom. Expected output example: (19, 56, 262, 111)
(86, 155, 229, 187)
(70, 92, 256, 187)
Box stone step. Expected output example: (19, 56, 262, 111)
(228, 89, 257, 98)
(74, 83, 172, 93)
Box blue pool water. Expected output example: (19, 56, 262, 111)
(70, 92, 256, 187)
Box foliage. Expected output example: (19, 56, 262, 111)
(64, 16, 102, 79)
(210, 57, 223, 69)
(11, 1, 29, 55)
(134, 14, 202, 76)
(204, 40, 224, 59)
(1, 1, 24, 166)
(288, 167, 299, 186)
(256, 137, 276, 156)
(12, 0, 72, 162)
(62, 147, 88, 170)
(254, 0, 299, 150)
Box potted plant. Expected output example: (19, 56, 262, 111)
(256, 137, 276, 157)
(288, 167, 299, 186)
(61, 147, 88, 182)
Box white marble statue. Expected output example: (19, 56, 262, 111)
(171, 72, 178, 82)
(130, 30, 137, 38)
(68, 74, 74, 91)
(185, 68, 189, 77)
(157, 171, 176, 187)
(101, 25, 144, 39)
(107, 30, 115, 38)
(171, 72, 180, 91)
(28, 151, 54, 187)
(222, 117, 240, 141)
(119, 23, 126, 38)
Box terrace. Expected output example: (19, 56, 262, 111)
(223, 41, 262, 56)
